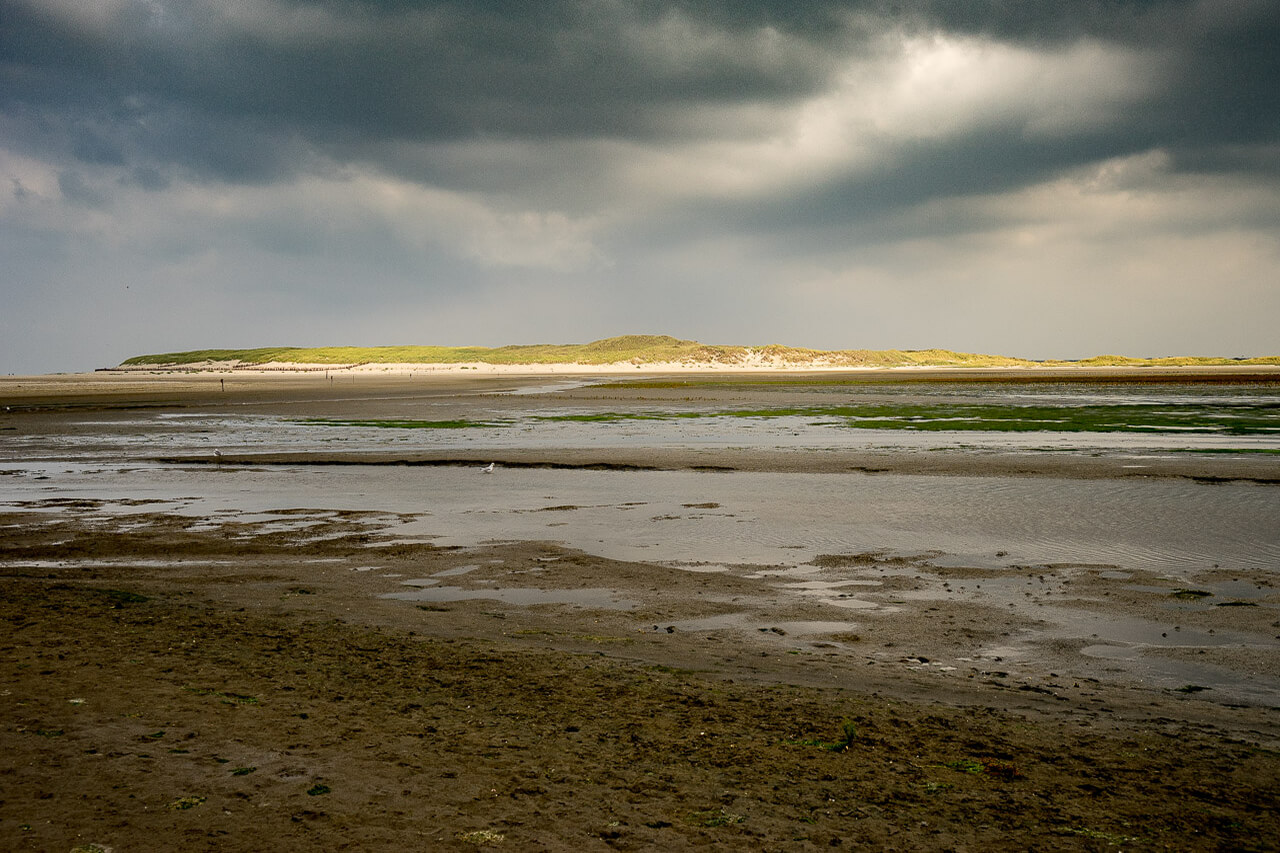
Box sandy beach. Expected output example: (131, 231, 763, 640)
(2, 368, 1279, 850)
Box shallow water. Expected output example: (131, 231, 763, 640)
(6, 379, 1279, 462)
(3, 462, 1276, 574)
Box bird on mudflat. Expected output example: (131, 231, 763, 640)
(481, 462, 495, 473)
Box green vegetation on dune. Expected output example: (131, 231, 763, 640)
(121, 336, 722, 366)
(119, 335, 1280, 369)
(1071, 355, 1280, 367)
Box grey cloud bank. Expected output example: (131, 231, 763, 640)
(2, 0, 1277, 373)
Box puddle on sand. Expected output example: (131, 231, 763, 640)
(775, 579, 887, 610)
(976, 600, 1280, 704)
(1074, 619, 1252, 652)
(801, 594, 884, 610)
(660, 613, 862, 639)
(1076, 644, 1280, 706)
(432, 564, 481, 578)
(1126, 579, 1277, 604)
(769, 620, 865, 637)
(384, 582, 638, 610)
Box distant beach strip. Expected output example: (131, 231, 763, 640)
(113, 335, 1280, 374)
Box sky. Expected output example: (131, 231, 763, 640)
(2, 0, 1278, 373)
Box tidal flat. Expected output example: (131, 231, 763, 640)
(2, 368, 1279, 850)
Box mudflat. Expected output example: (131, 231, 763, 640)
(2, 369, 1278, 851)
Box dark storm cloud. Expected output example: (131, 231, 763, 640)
(0, 0, 839, 179)
(2, 0, 1275, 196)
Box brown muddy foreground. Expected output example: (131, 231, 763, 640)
(2, 369, 1279, 850)
(1, 508, 1277, 852)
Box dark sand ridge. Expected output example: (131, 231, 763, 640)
(168, 448, 1280, 485)
(2, 369, 1279, 850)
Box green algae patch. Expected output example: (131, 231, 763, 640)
(531, 412, 679, 423)
(168, 796, 206, 810)
(1171, 447, 1280, 455)
(805, 402, 1280, 434)
(531, 401, 1280, 435)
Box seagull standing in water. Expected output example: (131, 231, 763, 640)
(481, 462, 495, 473)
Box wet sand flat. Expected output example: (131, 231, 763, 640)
(2, 369, 1279, 850)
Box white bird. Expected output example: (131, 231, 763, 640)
(481, 462, 495, 473)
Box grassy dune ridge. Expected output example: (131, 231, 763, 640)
(120, 335, 1280, 368)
